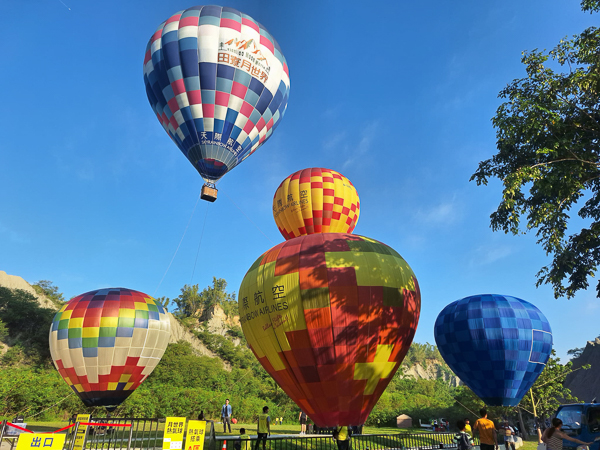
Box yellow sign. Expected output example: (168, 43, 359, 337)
(16, 434, 66, 450)
(184, 421, 207, 450)
(72, 414, 90, 450)
(163, 417, 187, 450)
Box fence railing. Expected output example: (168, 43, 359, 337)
(1, 417, 478, 450)
(214, 432, 480, 450)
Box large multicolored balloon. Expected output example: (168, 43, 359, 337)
(143, 6, 290, 189)
(238, 233, 420, 426)
(273, 168, 360, 240)
(49, 288, 171, 410)
(434, 294, 552, 406)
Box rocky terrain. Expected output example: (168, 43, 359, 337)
(404, 359, 461, 386)
(564, 337, 600, 402)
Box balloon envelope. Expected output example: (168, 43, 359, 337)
(49, 288, 171, 410)
(273, 168, 360, 240)
(434, 294, 552, 406)
(239, 233, 420, 426)
(143, 6, 290, 184)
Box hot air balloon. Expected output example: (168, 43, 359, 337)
(143, 6, 291, 202)
(49, 288, 171, 410)
(238, 233, 420, 427)
(273, 168, 360, 240)
(434, 294, 552, 406)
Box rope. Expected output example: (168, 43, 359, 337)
(154, 191, 202, 296)
(223, 191, 274, 245)
(452, 397, 479, 418)
(191, 202, 210, 283)
(21, 392, 74, 420)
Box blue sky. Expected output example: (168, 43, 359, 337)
(1, 0, 597, 363)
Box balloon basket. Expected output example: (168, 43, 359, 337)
(201, 185, 218, 202)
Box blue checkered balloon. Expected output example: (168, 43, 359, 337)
(434, 294, 552, 406)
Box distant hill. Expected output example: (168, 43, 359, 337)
(0, 270, 54, 309)
(404, 358, 461, 387)
(564, 337, 600, 402)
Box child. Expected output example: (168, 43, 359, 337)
(454, 420, 474, 450)
(236, 428, 251, 450)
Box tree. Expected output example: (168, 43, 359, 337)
(155, 296, 170, 312)
(173, 278, 237, 318)
(471, 1, 600, 298)
(173, 284, 202, 318)
(32, 280, 65, 306)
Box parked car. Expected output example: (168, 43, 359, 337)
(554, 403, 600, 450)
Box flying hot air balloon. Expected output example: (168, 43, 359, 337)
(273, 168, 360, 240)
(434, 294, 552, 406)
(143, 6, 291, 202)
(238, 233, 420, 427)
(49, 288, 171, 410)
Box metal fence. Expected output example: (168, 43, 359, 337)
(1, 417, 477, 450)
(215, 432, 479, 450)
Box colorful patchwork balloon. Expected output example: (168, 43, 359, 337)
(273, 168, 360, 240)
(434, 294, 553, 406)
(238, 233, 420, 427)
(143, 6, 290, 197)
(49, 288, 171, 410)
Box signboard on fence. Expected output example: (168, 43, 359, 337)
(72, 414, 90, 450)
(163, 417, 187, 450)
(184, 421, 207, 450)
(16, 433, 66, 450)
(5, 423, 27, 436)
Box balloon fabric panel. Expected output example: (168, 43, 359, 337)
(434, 294, 552, 406)
(273, 168, 360, 240)
(143, 6, 291, 184)
(238, 233, 420, 427)
(49, 288, 171, 409)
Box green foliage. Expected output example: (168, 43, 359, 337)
(31, 280, 65, 307)
(0, 287, 56, 365)
(581, 0, 600, 13)
(471, 2, 600, 298)
(155, 296, 170, 313)
(567, 346, 585, 359)
(0, 318, 7, 341)
(174, 278, 237, 318)
(403, 342, 444, 367)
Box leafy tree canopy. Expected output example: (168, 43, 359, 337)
(0, 287, 56, 365)
(471, 1, 600, 298)
(173, 277, 237, 318)
(32, 280, 65, 306)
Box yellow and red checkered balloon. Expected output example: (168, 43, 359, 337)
(273, 168, 360, 240)
(238, 233, 420, 427)
(49, 288, 171, 410)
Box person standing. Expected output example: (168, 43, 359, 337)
(454, 420, 475, 450)
(255, 406, 271, 450)
(221, 399, 232, 433)
(542, 418, 592, 450)
(299, 411, 307, 435)
(464, 419, 473, 438)
(237, 428, 252, 450)
(333, 426, 351, 450)
(474, 408, 498, 450)
(502, 421, 516, 450)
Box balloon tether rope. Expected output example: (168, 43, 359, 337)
(223, 191, 273, 245)
(154, 191, 202, 296)
(191, 202, 210, 283)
